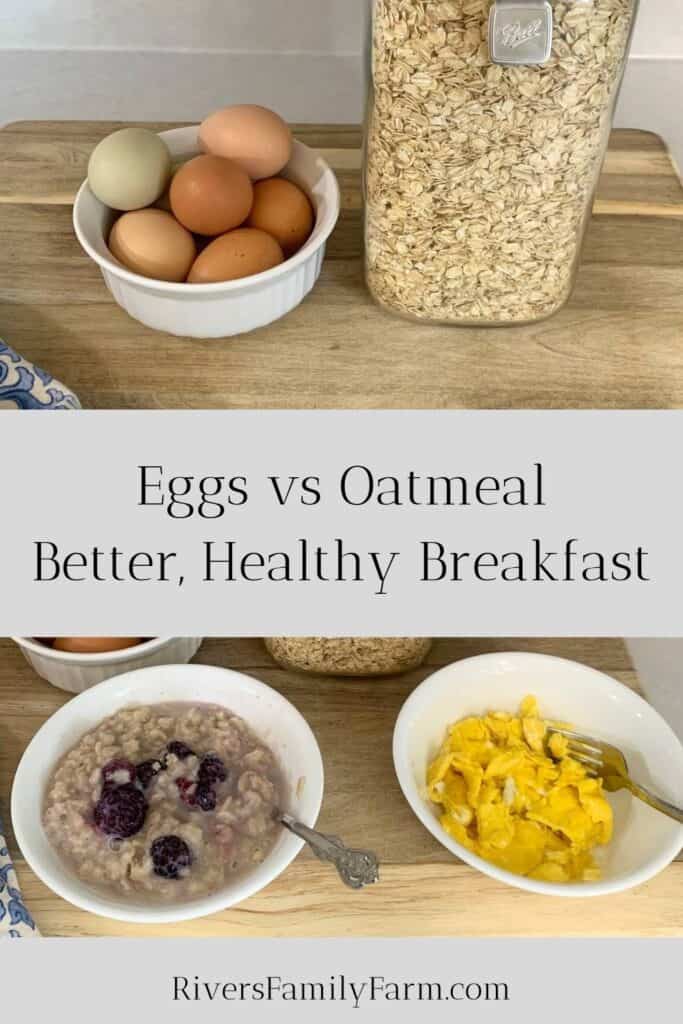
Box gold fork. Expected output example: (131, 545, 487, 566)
(550, 728, 683, 825)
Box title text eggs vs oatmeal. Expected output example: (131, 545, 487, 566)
(135, 463, 547, 519)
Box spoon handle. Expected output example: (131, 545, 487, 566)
(279, 813, 380, 890)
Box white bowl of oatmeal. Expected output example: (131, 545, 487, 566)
(11, 663, 324, 923)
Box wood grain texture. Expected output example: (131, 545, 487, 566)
(16, 862, 683, 939)
(0, 123, 682, 410)
(1, 636, 681, 938)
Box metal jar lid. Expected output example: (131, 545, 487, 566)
(489, 0, 554, 65)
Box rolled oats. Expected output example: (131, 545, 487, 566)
(265, 638, 432, 676)
(365, 0, 637, 324)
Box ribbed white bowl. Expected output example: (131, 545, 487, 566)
(12, 637, 203, 694)
(73, 128, 340, 339)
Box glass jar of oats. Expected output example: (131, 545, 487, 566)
(364, 0, 639, 325)
(264, 638, 433, 677)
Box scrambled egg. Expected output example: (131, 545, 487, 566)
(426, 696, 613, 883)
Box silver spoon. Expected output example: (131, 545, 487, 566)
(278, 813, 380, 890)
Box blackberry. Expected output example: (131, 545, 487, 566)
(94, 783, 147, 838)
(198, 754, 227, 786)
(136, 759, 165, 790)
(195, 785, 217, 812)
(151, 835, 193, 880)
(167, 741, 195, 761)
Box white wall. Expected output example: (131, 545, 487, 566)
(1, 0, 681, 168)
(0, 0, 362, 53)
(629, 0, 683, 56)
(615, 0, 683, 173)
(0, 1, 367, 126)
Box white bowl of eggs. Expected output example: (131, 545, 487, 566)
(73, 106, 341, 339)
(12, 636, 204, 694)
(394, 653, 683, 898)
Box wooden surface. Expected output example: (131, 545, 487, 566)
(1, 636, 681, 938)
(0, 122, 682, 410)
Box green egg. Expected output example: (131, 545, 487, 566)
(88, 127, 172, 211)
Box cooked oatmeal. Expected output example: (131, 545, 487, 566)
(43, 703, 281, 901)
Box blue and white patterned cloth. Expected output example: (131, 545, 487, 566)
(0, 814, 39, 938)
(0, 339, 80, 410)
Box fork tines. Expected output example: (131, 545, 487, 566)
(552, 727, 602, 755)
(550, 727, 603, 775)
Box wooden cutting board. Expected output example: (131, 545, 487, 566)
(1, 636, 681, 938)
(0, 123, 682, 410)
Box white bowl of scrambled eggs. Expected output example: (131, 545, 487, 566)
(393, 652, 683, 897)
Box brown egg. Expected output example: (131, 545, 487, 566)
(188, 228, 284, 284)
(52, 638, 144, 654)
(109, 209, 196, 282)
(199, 105, 293, 181)
(170, 155, 253, 236)
(247, 177, 314, 256)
